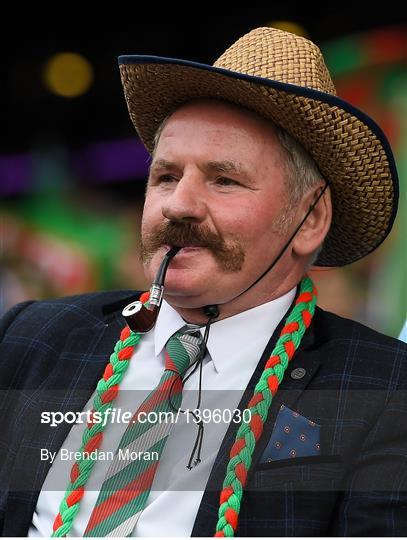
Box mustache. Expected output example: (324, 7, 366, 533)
(141, 221, 245, 272)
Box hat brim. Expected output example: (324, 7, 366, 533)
(118, 56, 399, 267)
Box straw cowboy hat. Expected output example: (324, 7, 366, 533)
(118, 27, 399, 267)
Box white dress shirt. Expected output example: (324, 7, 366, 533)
(29, 288, 295, 537)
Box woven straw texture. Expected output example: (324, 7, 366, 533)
(119, 27, 397, 267)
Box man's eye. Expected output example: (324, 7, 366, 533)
(158, 174, 176, 183)
(216, 177, 239, 187)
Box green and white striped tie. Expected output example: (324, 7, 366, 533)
(83, 327, 204, 537)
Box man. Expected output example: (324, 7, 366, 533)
(1, 27, 406, 537)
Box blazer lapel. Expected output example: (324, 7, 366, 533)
(4, 314, 125, 536)
(191, 309, 321, 537)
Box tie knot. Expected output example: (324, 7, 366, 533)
(164, 326, 204, 375)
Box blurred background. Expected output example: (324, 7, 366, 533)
(1, 8, 406, 336)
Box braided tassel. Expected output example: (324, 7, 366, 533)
(214, 276, 317, 537)
(52, 292, 150, 537)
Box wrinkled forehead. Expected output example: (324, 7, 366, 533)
(153, 98, 285, 168)
(159, 98, 280, 138)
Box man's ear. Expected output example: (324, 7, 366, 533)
(291, 182, 332, 259)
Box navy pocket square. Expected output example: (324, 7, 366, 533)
(260, 404, 321, 463)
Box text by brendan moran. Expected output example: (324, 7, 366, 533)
(40, 448, 159, 464)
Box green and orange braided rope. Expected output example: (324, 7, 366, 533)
(52, 278, 316, 537)
(52, 292, 150, 537)
(214, 276, 317, 537)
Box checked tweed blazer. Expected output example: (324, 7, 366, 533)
(0, 290, 406, 536)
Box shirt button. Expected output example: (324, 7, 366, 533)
(291, 367, 306, 380)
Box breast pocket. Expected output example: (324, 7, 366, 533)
(249, 455, 344, 492)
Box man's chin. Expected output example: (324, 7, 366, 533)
(163, 290, 213, 310)
(161, 268, 203, 294)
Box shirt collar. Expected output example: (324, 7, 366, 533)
(154, 287, 296, 373)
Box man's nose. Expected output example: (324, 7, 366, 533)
(161, 176, 206, 223)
